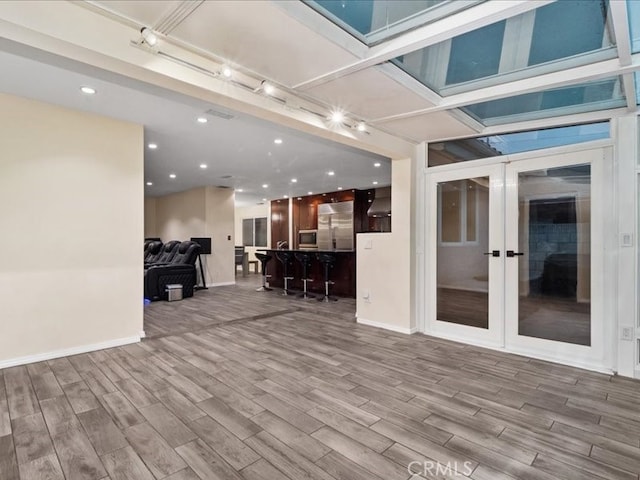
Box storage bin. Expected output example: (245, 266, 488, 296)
(166, 284, 183, 301)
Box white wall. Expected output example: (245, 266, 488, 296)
(357, 155, 415, 333)
(150, 186, 235, 286)
(0, 93, 144, 367)
(234, 203, 271, 267)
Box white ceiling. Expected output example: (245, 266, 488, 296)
(0, 46, 390, 206)
(0, 0, 637, 207)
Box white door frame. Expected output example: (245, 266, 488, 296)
(504, 148, 609, 372)
(423, 145, 615, 373)
(426, 163, 506, 349)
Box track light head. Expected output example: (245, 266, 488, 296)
(140, 27, 158, 46)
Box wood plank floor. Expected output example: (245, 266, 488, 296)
(2, 278, 640, 480)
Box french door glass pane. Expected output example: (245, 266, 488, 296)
(437, 177, 489, 328)
(517, 164, 591, 345)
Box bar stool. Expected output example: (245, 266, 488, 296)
(255, 253, 272, 292)
(294, 252, 315, 300)
(317, 252, 338, 302)
(275, 251, 295, 295)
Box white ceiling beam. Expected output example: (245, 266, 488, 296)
(610, 0, 632, 66)
(293, 0, 554, 90)
(371, 55, 640, 123)
(622, 73, 638, 111)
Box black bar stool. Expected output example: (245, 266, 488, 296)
(294, 252, 315, 300)
(317, 253, 338, 302)
(255, 253, 272, 292)
(275, 251, 295, 295)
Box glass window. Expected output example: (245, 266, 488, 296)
(629, 0, 640, 53)
(428, 121, 610, 167)
(242, 217, 268, 247)
(528, 1, 609, 66)
(462, 77, 625, 126)
(305, 0, 480, 45)
(393, 0, 615, 95)
(446, 21, 505, 85)
(438, 179, 478, 244)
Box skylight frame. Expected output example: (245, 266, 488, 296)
(460, 76, 627, 127)
(303, 0, 483, 46)
(391, 0, 618, 97)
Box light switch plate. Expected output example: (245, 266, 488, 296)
(621, 326, 634, 341)
(364, 239, 373, 249)
(621, 233, 633, 247)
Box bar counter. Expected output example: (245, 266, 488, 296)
(258, 249, 356, 298)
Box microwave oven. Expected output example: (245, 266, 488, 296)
(298, 229, 318, 249)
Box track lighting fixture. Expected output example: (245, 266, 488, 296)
(140, 27, 158, 47)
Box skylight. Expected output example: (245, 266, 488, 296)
(428, 122, 610, 167)
(393, 0, 616, 96)
(461, 77, 625, 126)
(304, 0, 481, 45)
(629, 0, 640, 53)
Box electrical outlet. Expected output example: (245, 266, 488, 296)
(364, 239, 373, 250)
(621, 326, 634, 341)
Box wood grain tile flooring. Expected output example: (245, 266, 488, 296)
(2, 278, 640, 479)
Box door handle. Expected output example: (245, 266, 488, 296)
(506, 250, 525, 257)
(483, 250, 500, 257)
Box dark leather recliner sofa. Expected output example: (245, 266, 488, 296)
(144, 240, 201, 301)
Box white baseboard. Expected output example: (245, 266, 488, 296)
(356, 317, 417, 335)
(0, 335, 141, 369)
(206, 281, 236, 287)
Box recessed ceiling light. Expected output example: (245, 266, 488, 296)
(329, 110, 344, 123)
(169, 174, 176, 179)
(148, 143, 158, 150)
(356, 122, 367, 132)
(308, 191, 313, 195)
(284, 195, 289, 199)
(146, 182, 153, 186)
(200, 164, 207, 169)
(372, 181, 378, 185)
(374, 162, 381, 167)
(196, 117, 208, 124)
(236, 188, 243, 192)
(262, 198, 267, 202)
(274, 138, 283, 145)
(80, 86, 96, 95)
(291, 178, 297, 183)
(222, 66, 232, 78)
(338, 187, 343, 190)
(327, 171, 335, 176)
(262, 184, 268, 188)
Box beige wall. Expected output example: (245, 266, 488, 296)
(144, 197, 158, 238)
(357, 156, 414, 333)
(204, 187, 235, 285)
(149, 186, 235, 286)
(0, 93, 144, 367)
(155, 188, 207, 241)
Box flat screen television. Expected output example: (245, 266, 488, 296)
(190, 237, 212, 255)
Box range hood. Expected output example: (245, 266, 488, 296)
(367, 187, 391, 217)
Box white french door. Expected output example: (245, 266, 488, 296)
(428, 163, 505, 348)
(427, 147, 610, 370)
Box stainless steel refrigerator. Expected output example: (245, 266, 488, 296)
(317, 200, 354, 250)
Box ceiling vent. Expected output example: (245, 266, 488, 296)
(205, 108, 234, 120)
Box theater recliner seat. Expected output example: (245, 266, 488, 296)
(144, 241, 163, 264)
(144, 240, 201, 301)
(145, 240, 180, 269)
